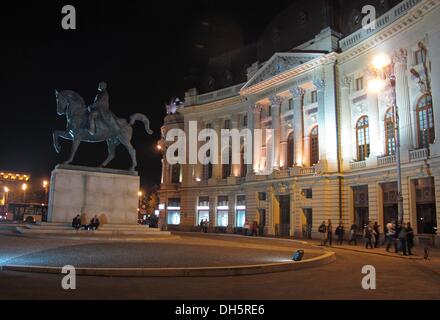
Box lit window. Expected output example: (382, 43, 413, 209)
(287, 132, 295, 167)
(355, 77, 364, 91)
(356, 116, 370, 161)
(416, 94, 435, 148)
(311, 91, 318, 103)
(310, 126, 319, 166)
(385, 108, 396, 156)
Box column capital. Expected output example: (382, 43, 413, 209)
(269, 95, 284, 106)
(392, 48, 408, 66)
(249, 103, 263, 114)
(289, 87, 306, 99)
(313, 79, 325, 90)
(342, 76, 352, 89)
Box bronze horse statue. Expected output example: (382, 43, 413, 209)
(53, 90, 153, 171)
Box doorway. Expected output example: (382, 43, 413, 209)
(302, 208, 312, 239)
(278, 195, 290, 237)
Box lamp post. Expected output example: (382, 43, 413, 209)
(43, 180, 49, 206)
(138, 191, 143, 216)
(368, 53, 404, 225)
(22, 183, 28, 203)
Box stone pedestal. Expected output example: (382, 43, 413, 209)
(47, 165, 140, 225)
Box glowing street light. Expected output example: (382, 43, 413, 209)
(43, 180, 49, 206)
(2, 187, 9, 206)
(22, 183, 28, 203)
(368, 53, 404, 225)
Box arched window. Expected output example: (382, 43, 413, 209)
(287, 132, 295, 167)
(171, 164, 181, 184)
(385, 108, 396, 156)
(222, 147, 232, 179)
(416, 94, 435, 148)
(356, 116, 370, 161)
(240, 146, 247, 178)
(310, 126, 319, 166)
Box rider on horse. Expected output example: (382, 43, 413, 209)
(88, 82, 120, 135)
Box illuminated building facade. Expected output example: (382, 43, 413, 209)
(159, 0, 440, 246)
(0, 172, 31, 205)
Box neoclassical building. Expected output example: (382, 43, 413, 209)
(158, 0, 440, 246)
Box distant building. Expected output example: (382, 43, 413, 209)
(158, 0, 440, 246)
(0, 171, 31, 205)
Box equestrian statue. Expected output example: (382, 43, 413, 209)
(53, 82, 153, 172)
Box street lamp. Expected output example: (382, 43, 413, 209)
(43, 180, 49, 206)
(368, 53, 404, 225)
(22, 183, 28, 203)
(138, 191, 143, 215)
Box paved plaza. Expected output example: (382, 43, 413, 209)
(0, 228, 439, 299)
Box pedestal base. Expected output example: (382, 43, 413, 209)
(47, 165, 140, 225)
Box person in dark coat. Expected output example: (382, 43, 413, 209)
(71, 215, 81, 230)
(90, 215, 100, 230)
(406, 222, 414, 256)
(364, 223, 374, 249)
(397, 223, 408, 256)
(335, 223, 345, 245)
(318, 221, 327, 246)
(373, 221, 381, 248)
(349, 223, 357, 245)
(325, 219, 333, 246)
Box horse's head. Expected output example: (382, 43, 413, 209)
(55, 90, 68, 115)
(54, 90, 86, 116)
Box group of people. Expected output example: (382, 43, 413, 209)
(71, 214, 100, 231)
(318, 219, 415, 256)
(199, 219, 209, 233)
(198, 219, 259, 236)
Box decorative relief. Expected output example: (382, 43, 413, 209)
(392, 48, 408, 65)
(269, 95, 284, 106)
(290, 87, 306, 99)
(313, 79, 325, 90)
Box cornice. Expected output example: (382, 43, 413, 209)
(179, 95, 247, 115)
(240, 52, 338, 97)
(339, 0, 440, 64)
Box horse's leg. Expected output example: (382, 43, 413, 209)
(118, 130, 137, 171)
(64, 138, 81, 165)
(100, 139, 119, 167)
(53, 130, 68, 153)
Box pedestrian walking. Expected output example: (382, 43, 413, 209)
(364, 223, 374, 249)
(349, 223, 357, 245)
(318, 221, 327, 246)
(335, 223, 345, 245)
(397, 223, 408, 256)
(373, 221, 381, 248)
(385, 221, 398, 253)
(325, 219, 333, 246)
(407, 222, 414, 256)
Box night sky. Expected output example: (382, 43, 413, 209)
(0, 0, 295, 189)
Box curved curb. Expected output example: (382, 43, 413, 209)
(324, 245, 424, 260)
(1, 251, 335, 277)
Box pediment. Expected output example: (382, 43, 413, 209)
(242, 52, 325, 92)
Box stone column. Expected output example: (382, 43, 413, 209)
(393, 48, 414, 161)
(340, 77, 353, 171)
(313, 79, 326, 164)
(212, 120, 222, 180)
(231, 116, 240, 177)
(290, 87, 305, 166)
(248, 104, 262, 174)
(269, 96, 283, 170)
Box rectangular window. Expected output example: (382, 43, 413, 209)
(414, 177, 437, 234)
(217, 210, 229, 227)
(243, 115, 248, 127)
(302, 189, 313, 199)
(258, 192, 266, 201)
(217, 196, 228, 207)
(311, 91, 318, 104)
(236, 195, 246, 227)
(224, 120, 231, 129)
(288, 98, 293, 110)
(355, 77, 364, 91)
(167, 211, 180, 225)
(353, 186, 369, 232)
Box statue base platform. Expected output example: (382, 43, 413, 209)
(47, 165, 140, 225)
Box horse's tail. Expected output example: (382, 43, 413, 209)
(129, 113, 153, 135)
